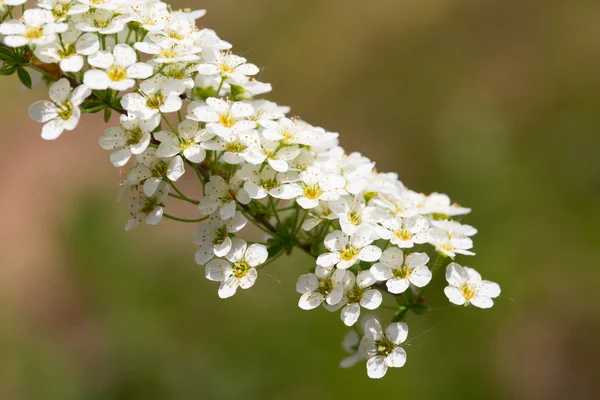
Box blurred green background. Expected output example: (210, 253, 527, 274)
(2, 0, 600, 398)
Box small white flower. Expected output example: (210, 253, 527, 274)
(193, 212, 248, 265)
(35, 28, 99, 72)
(370, 248, 431, 294)
(74, 8, 130, 35)
(301, 202, 337, 231)
(262, 117, 323, 146)
(317, 225, 382, 270)
(444, 263, 500, 309)
(428, 228, 475, 258)
(363, 318, 408, 379)
(0, 8, 67, 48)
(195, 28, 231, 61)
(329, 195, 377, 235)
(154, 119, 212, 163)
(197, 52, 259, 84)
(296, 266, 348, 310)
(188, 97, 256, 138)
(253, 140, 300, 173)
(135, 36, 202, 64)
(237, 164, 300, 200)
(37, 0, 89, 23)
(377, 215, 429, 248)
(29, 78, 91, 140)
(430, 219, 477, 237)
(84, 44, 153, 90)
(205, 239, 267, 298)
(198, 175, 250, 220)
(417, 192, 471, 216)
(337, 270, 382, 326)
(128, 1, 171, 32)
(99, 113, 160, 167)
(295, 167, 346, 209)
(125, 181, 169, 231)
(126, 147, 185, 196)
(121, 75, 186, 119)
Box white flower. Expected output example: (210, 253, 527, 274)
(194, 28, 231, 61)
(125, 181, 169, 231)
(363, 318, 408, 379)
(430, 219, 477, 237)
(205, 239, 267, 298)
(237, 164, 300, 200)
(193, 211, 248, 265)
(35, 28, 99, 72)
(29, 78, 91, 140)
(301, 202, 337, 231)
(135, 36, 202, 64)
(262, 117, 323, 146)
(37, 0, 89, 23)
(337, 270, 382, 326)
(329, 194, 377, 235)
(99, 113, 160, 167)
(197, 52, 259, 84)
(126, 147, 185, 196)
(317, 225, 382, 270)
(370, 248, 431, 294)
(84, 44, 153, 90)
(128, 1, 171, 32)
(198, 175, 250, 220)
(0, 9, 67, 47)
(76, 0, 123, 12)
(417, 192, 471, 216)
(428, 228, 475, 258)
(188, 97, 255, 138)
(253, 140, 300, 173)
(295, 167, 346, 209)
(121, 75, 186, 119)
(377, 215, 429, 248)
(296, 266, 348, 310)
(74, 8, 130, 35)
(154, 119, 212, 163)
(444, 263, 500, 309)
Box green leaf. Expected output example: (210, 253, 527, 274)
(80, 101, 107, 113)
(0, 47, 15, 62)
(16, 67, 32, 89)
(103, 107, 112, 123)
(0, 65, 16, 76)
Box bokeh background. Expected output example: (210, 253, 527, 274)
(2, 0, 600, 398)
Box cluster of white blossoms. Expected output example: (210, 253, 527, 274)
(2, 0, 501, 379)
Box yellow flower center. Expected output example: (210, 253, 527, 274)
(232, 260, 250, 278)
(339, 246, 359, 261)
(348, 211, 361, 226)
(159, 48, 177, 59)
(57, 101, 73, 121)
(393, 266, 412, 280)
(395, 230, 411, 241)
(107, 65, 127, 81)
(225, 140, 246, 154)
(219, 113, 236, 128)
(146, 93, 165, 109)
(303, 185, 322, 200)
(24, 27, 43, 40)
(125, 127, 143, 146)
(461, 284, 476, 301)
(219, 64, 234, 74)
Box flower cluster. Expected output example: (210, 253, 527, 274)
(2, 0, 501, 379)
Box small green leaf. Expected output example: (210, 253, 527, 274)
(0, 65, 16, 76)
(103, 107, 112, 123)
(0, 47, 14, 62)
(80, 101, 107, 113)
(16, 67, 32, 89)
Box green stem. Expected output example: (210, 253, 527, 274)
(214, 77, 225, 97)
(168, 181, 199, 205)
(163, 213, 207, 223)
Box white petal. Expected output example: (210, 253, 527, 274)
(127, 62, 153, 79)
(324, 231, 349, 252)
(357, 245, 382, 262)
(470, 295, 494, 309)
(386, 278, 410, 294)
(245, 244, 268, 267)
(205, 259, 231, 282)
(366, 356, 388, 379)
(360, 289, 382, 310)
(444, 286, 466, 305)
(298, 291, 324, 310)
(113, 44, 137, 67)
(83, 69, 110, 90)
(218, 277, 239, 298)
(341, 303, 361, 326)
(480, 280, 501, 298)
(364, 318, 383, 341)
(386, 322, 408, 344)
(316, 252, 341, 268)
(88, 50, 114, 69)
(296, 274, 319, 294)
(386, 347, 407, 368)
(409, 266, 432, 288)
(445, 262, 466, 287)
(405, 252, 429, 268)
(41, 119, 65, 140)
(239, 268, 257, 289)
